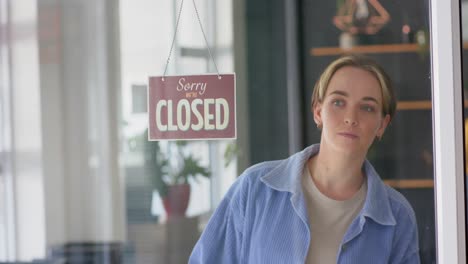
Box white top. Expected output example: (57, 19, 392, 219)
(302, 166, 367, 264)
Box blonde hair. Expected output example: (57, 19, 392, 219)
(311, 55, 396, 120)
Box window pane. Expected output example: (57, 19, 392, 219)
(120, 0, 236, 262)
(301, 0, 434, 262)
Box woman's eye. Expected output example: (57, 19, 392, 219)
(332, 100, 344, 107)
(361, 105, 376, 112)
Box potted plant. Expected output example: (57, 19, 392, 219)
(143, 133, 210, 219)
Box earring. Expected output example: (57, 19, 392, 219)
(316, 122, 322, 129)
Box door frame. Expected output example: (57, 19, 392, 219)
(431, 0, 466, 262)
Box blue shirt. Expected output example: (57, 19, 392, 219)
(189, 144, 420, 263)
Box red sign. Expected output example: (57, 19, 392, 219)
(148, 74, 236, 140)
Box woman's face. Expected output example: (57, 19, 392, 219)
(313, 66, 391, 157)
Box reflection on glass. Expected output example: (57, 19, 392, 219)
(0, 0, 440, 262)
(121, 0, 236, 262)
(333, 0, 390, 35)
(302, 0, 434, 262)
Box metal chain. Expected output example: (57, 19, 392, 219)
(162, 0, 221, 80)
(162, 0, 185, 81)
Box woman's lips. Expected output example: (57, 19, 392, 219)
(338, 132, 358, 139)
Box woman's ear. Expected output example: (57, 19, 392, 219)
(313, 102, 323, 128)
(376, 114, 391, 138)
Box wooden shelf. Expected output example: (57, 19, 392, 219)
(311, 42, 468, 56)
(397, 100, 468, 110)
(463, 42, 468, 50)
(397, 101, 431, 110)
(310, 43, 421, 56)
(384, 179, 433, 189)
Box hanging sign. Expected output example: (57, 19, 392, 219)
(148, 74, 236, 140)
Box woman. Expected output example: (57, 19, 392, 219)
(189, 55, 420, 263)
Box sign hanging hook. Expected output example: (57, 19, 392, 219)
(162, 0, 221, 81)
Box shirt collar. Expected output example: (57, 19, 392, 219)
(361, 160, 396, 225)
(260, 144, 396, 226)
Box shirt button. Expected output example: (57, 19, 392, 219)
(341, 244, 347, 250)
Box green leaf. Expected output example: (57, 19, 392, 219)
(177, 155, 211, 182)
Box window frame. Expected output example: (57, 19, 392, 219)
(431, 0, 467, 262)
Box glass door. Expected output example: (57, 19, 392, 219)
(301, 0, 436, 261)
(300, 0, 467, 262)
(0, 0, 467, 263)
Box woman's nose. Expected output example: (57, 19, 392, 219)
(344, 111, 358, 126)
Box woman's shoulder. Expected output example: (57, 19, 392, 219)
(219, 159, 288, 213)
(227, 158, 289, 196)
(232, 159, 284, 190)
(364, 160, 417, 225)
(242, 159, 284, 177)
(384, 185, 418, 225)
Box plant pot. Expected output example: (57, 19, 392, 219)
(162, 183, 191, 219)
